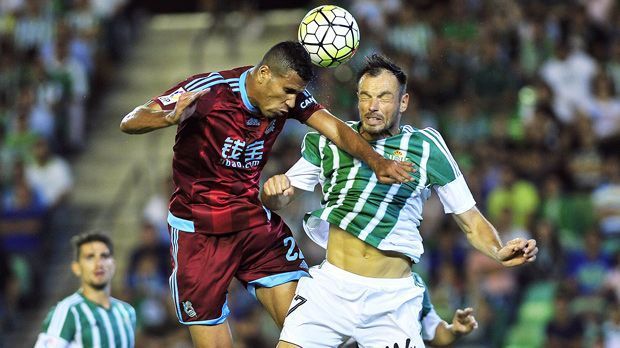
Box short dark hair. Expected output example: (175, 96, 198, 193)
(72, 231, 114, 260)
(357, 54, 407, 95)
(259, 41, 315, 82)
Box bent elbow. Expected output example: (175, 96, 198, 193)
(119, 115, 137, 134)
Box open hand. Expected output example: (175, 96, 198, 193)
(371, 157, 415, 184)
(451, 308, 478, 336)
(165, 89, 209, 125)
(497, 238, 538, 267)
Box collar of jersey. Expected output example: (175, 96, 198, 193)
(240, 68, 259, 114)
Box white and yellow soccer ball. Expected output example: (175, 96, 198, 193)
(298, 5, 360, 68)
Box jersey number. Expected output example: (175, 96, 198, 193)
(286, 294, 307, 316)
(283, 237, 305, 261)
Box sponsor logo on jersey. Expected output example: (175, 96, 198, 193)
(183, 301, 197, 318)
(300, 95, 317, 109)
(220, 137, 264, 169)
(157, 87, 186, 106)
(246, 117, 260, 126)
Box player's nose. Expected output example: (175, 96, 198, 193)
(285, 95, 296, 109)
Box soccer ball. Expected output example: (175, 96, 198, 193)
(298, 5, 360, 68)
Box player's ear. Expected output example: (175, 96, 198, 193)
(71, 261, 81, 277)
(399, 92, 409, 113)
(256, 65, 272, 84)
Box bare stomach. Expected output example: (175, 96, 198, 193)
(326, 225, 412, 278)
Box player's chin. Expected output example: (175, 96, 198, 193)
(361, 123, 384, 134)
(265, 112, 280, 119)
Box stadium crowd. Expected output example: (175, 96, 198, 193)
(3, 0, 620, 347)
(0, 0, 137, 344)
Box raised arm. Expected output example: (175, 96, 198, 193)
(453, 206, 538, 267)
(120, 90, 207, 134)
(305, 109, 413, 184)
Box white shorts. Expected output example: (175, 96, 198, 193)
(279, 261, 426, 348)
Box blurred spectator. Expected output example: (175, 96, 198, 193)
(143, 176, 173, 242)
(486, 165, 540, 229)
(528, 219, 565, 281)
(545, 291, 585, 348)
(567, 115, 604, 191)
(1, 159, 45, 253)
(540, 40, 597, 124)
(604, 251, 620, 302)
(592, 156, 620, 236)
(126, 222, 175, 345)
(25, 137, 73, 210)
(45, 33, 88, 151)
(602, 300, 620, 348)
(583, 73, 620, 144)
(566, 229, 612, 296)
(12, 0, 54, 51)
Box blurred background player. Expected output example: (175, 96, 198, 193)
(262, 54, 537, 347)
(34, 231, 136, 348)
(119, 41, 413, 347)
(415, 272, 479, 346)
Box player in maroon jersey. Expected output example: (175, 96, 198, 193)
(120, 41, 413, 347)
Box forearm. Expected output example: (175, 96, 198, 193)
(329, 121, 381, 167)
(429, 322, 458, 346)
(456, 209, 503, 262)
(120, 105, 174, 134)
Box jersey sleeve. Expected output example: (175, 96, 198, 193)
(421, 128, 476, 214)
(36, 304, 76, 347)
(286, 132, 322, 191)
(286, 157, 321, 192)
(288, 89, 324, 123)
(300, 132, 322, 166)
(150, 73, 219, 112)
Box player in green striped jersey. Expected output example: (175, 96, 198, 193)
(263, 54, 538, 348)
(34, 232, 136, 348)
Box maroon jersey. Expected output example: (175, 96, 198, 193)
(153, 66, 323, 234)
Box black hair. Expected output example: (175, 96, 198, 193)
(72, 231, 114, 260)
(357, 54, 407, 95)
(259, 41, 315, 82)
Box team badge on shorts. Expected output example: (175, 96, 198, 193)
(183, 301, 197, 318)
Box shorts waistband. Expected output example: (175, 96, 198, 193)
(168, 211, 195, 232)
(317, 260, 414, 289)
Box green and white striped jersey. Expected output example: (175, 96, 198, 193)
(34, 291, 136, 348)
(286, 122, 475, 262)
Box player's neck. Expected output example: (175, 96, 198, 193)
(245, 68, 260, 111)
(81, 285, 111, 309)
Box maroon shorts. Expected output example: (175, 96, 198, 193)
(168, 212, 309, 325)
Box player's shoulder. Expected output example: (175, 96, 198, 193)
(44, 293, 84, 323)
(54, 292, 84, 309)
(111, 297, 136, 313)
(181, 66, 250, 93)
(408, 126, 450, 146)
